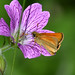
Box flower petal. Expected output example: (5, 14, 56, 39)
(0, 18, 10, 36)
(28, 42, 51, 56)
(20, 3, 42, 34)
(18, 44, 40, 59)
(4, 0, 22, 34)
(37, 29, 55, 33)
(26, 11, 50, 33)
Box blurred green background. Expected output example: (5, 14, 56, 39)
(0, 0, 75, 75)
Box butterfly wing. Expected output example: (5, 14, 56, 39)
(35, 33, 63, 55)
(40, 33, 63, 44)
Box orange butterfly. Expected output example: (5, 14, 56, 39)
(32, 31, 64, 55)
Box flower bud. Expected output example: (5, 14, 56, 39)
(0, 55, 6, 74)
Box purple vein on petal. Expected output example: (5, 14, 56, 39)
(26, 11, 50, 33)
(4, 0, 22, 34)
(24, 5, 32, 33)
(0, 18, 10, 36)
(20, 3, 42, 34)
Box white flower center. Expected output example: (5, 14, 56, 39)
(19, 33, 33, 45)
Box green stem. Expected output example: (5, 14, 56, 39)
(11, 0, 26, 75)
(11, 46, 17, 75)
(22, 0, 26, 11)
(0, 45, 12, 55)
(1, 71, 3, 75)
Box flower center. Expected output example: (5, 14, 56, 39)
(18, 32, 33, 45)
(11, 31, 33, 45)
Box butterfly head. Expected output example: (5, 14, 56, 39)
(32, 31, 39, 38)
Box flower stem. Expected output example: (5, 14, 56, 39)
(11, 46, 17, 75)
(11, 0, 26, 75)
(22, 0, 26, 11)
(0, 71, 3, 75)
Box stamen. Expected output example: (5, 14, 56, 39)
(20, 32, 28, 38)
(20, 32, 24, 38)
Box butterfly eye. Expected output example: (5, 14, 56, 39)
(33, 33, 36, 37)
(32, 31, 38, 38)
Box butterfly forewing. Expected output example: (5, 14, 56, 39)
(38, 35, 58, 47)
(40, 33, 63, 43)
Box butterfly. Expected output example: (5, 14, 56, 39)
(32, 31, 64, 55)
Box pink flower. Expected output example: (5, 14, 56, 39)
(0, 0, 54, 59)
